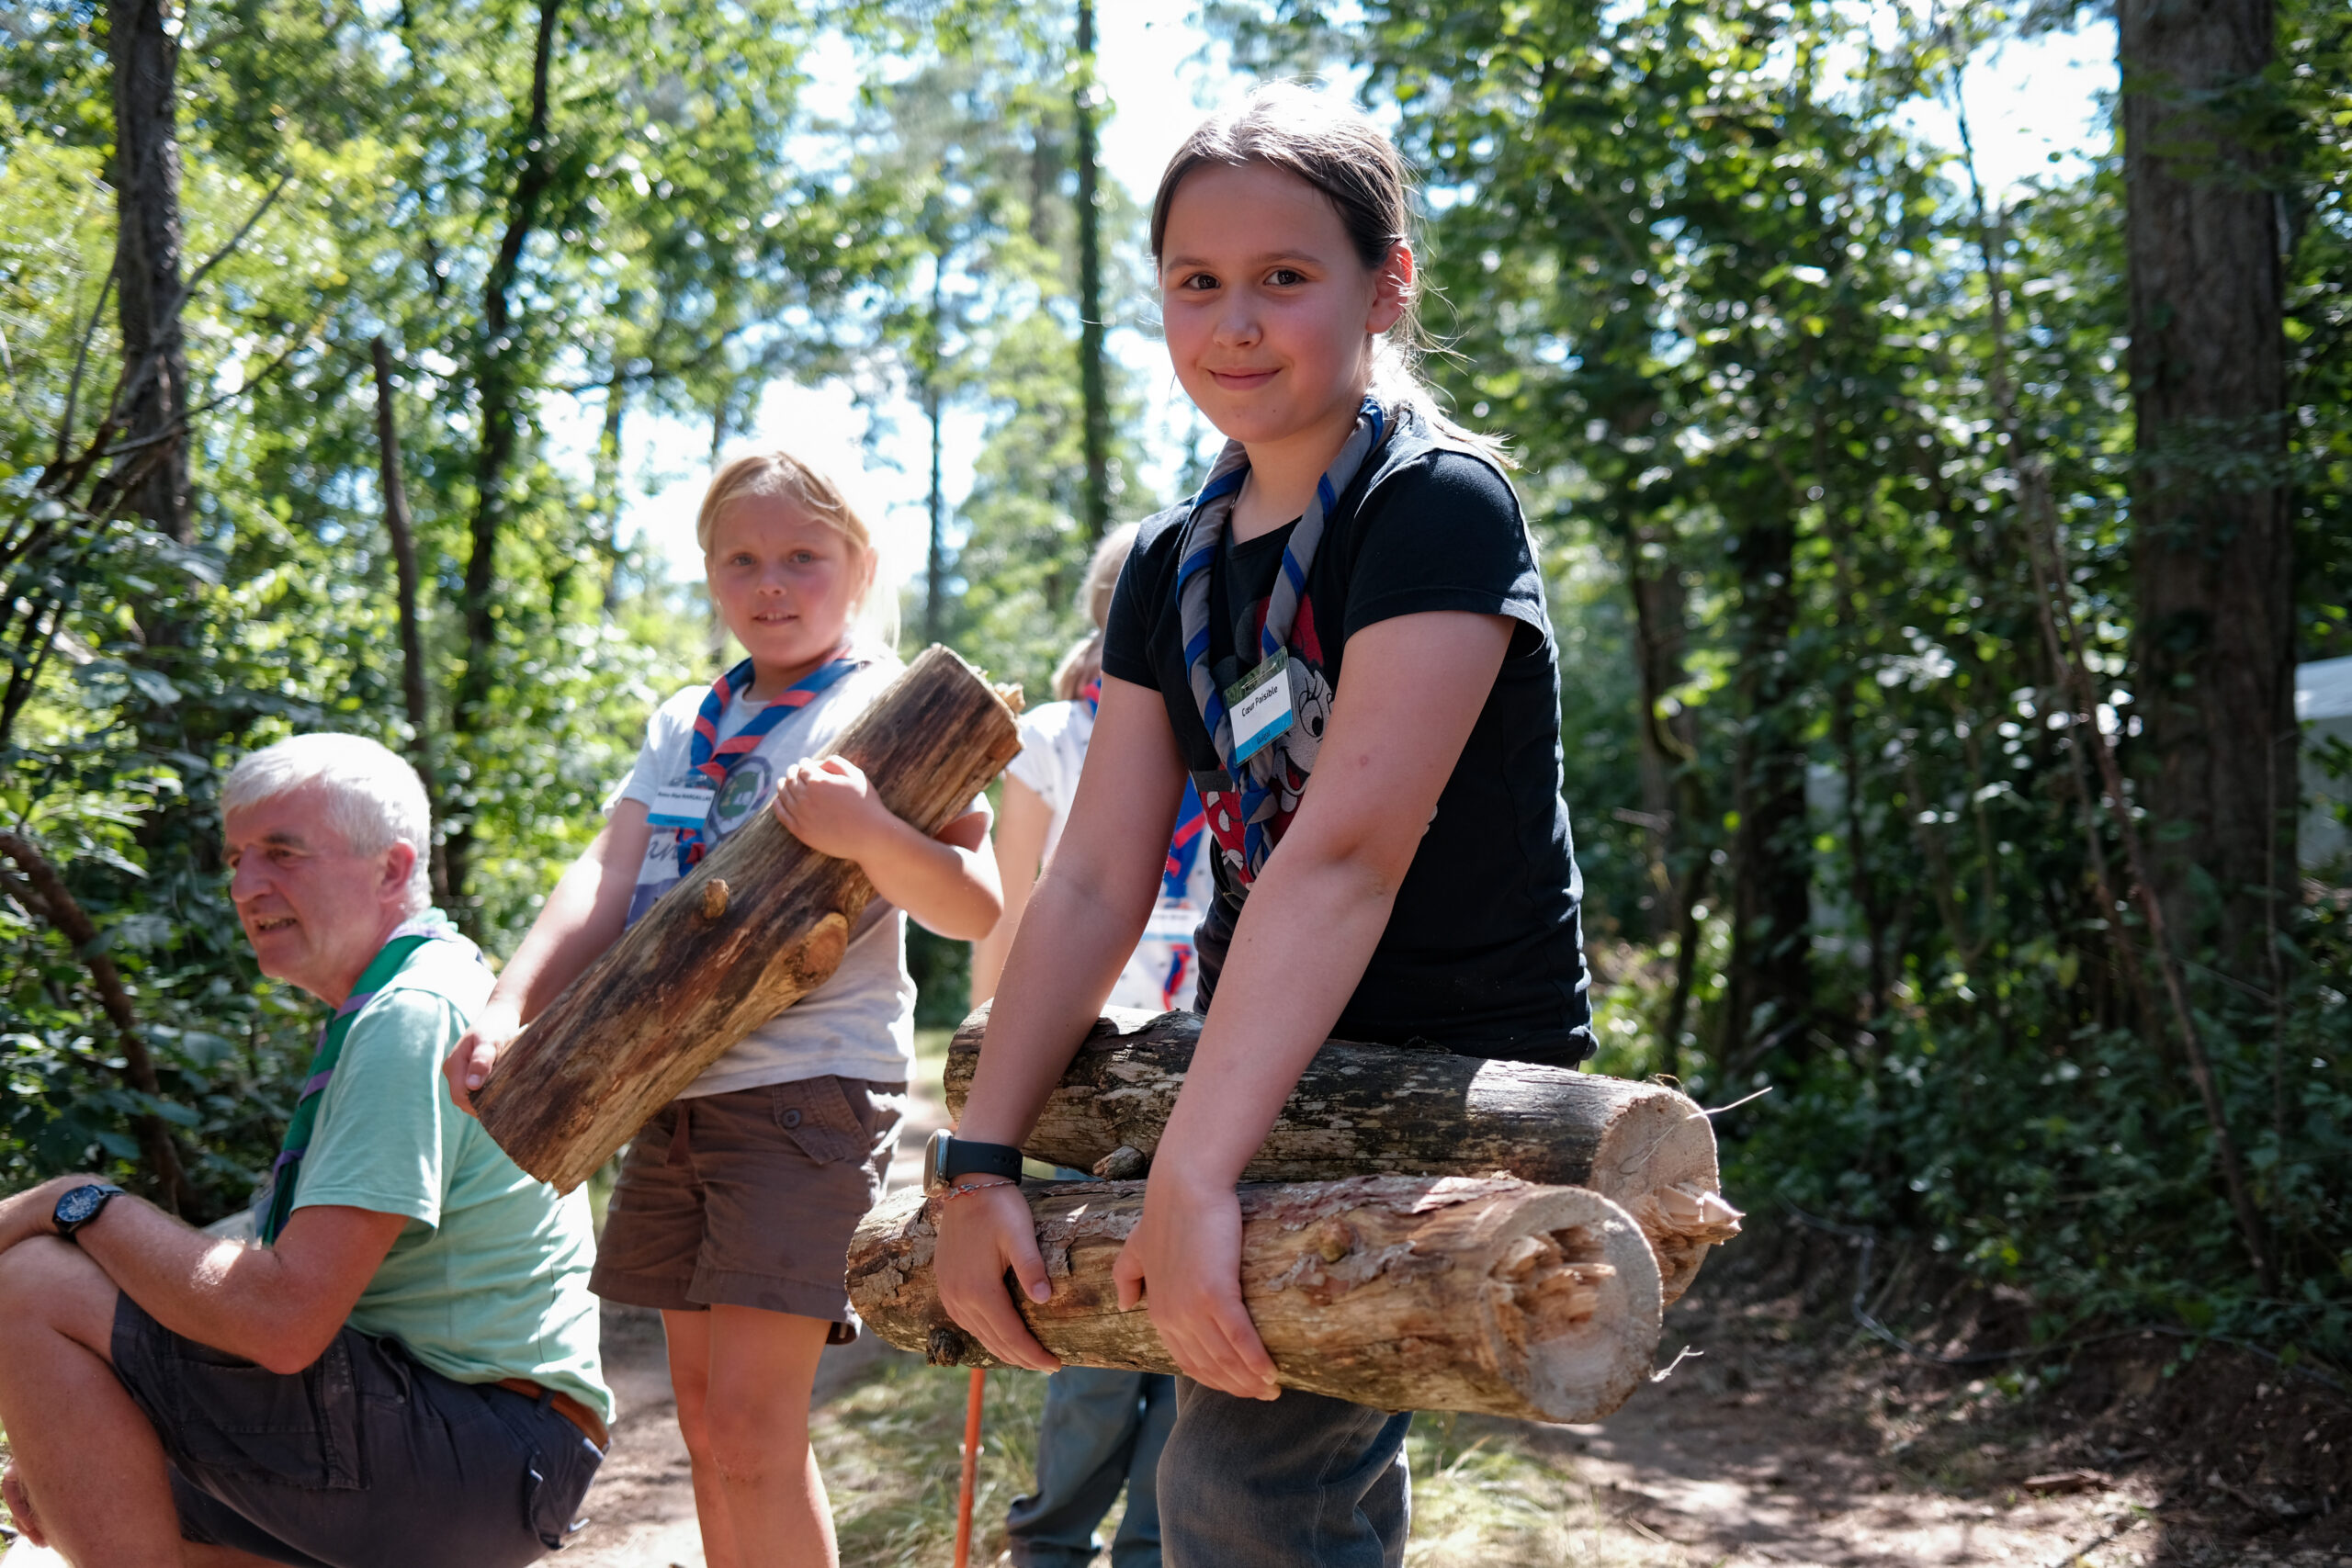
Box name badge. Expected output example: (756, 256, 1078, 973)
(646, 774, 717, 829)
(1226, 651, 1295, 765)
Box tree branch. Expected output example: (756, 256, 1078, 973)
(0, 831, 196, 1215)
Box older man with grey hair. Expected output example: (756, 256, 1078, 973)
(0, 734, 610, 1568)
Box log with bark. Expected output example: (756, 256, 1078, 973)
(474, 646, 1022, 1190)
(847, 1174, 1663, 1424)
(944, 1005, 1741, 1304)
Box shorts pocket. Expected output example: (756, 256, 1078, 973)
(772, 1076, 867, 1166)
(171, 1334, 365, 1491)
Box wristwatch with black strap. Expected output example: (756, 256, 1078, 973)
(923, 1130, 1023, 1194)
(53, 1182, 124, 1242)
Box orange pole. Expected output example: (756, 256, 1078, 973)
(952, 1367, 986, 1568)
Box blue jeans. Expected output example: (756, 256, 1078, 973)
(1155, 1378, 1411, 1568)
(1007, 1367, 1176, 1568)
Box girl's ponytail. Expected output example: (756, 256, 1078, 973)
(1148, 82, 1511, 465)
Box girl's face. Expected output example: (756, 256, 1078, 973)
(1159, 161, 1411, 453)
(705, 493, 873, 673)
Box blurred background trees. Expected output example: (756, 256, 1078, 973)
(2, 0, 2345, 1359)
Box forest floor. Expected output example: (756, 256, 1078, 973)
(5, 1041, 2346, 1567)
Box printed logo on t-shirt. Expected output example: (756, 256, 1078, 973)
(707, 756, 774, 841)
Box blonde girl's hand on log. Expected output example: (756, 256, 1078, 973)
(770, 754, 887, 860)
(772, 755, 1004, 941)
(1114, 1168, 1280, 1401)
(443, 1000, 524, 1118)
(933, 1179, 1061, 1371)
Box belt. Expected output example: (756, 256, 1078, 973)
(495, 1377, 610, 1452)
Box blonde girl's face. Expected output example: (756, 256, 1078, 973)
(1159, 160, 1411, 451)
(705, 493, 873, 675)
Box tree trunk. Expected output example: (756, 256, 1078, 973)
(1723, 471, 1813, 1073)
(473, 648, 1022, 1190)
(943, 1006, 1741, 1305)
(2120, 0, 2294, 964)
(370, 338, 447, 904)
(1072, 0, 1110, 541)
(445, 0, 564, 918)
(848, 1174, 1664, 1424)
(594, 361, 627, 615)
(923, 237, 948, 645)
(104, 0, 190, 547)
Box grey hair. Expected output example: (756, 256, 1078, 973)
(220, 735, 434, 914)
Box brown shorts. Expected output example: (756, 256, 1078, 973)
(590, 1076, 907, 1338)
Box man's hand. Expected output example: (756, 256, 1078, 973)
(1114, 1166, 1280, 1401)
(5, 1464, 50, 1549)
(0, 1175, 94, 1257)
(771, 755, 891, 862)
(443, 1001, 525, 1118)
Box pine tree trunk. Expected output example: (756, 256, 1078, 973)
(1072, 0, 1110, 540)
(848, 1174, 1664, 1424)
(2120, 0, 2294, 963)
(104, 0, 190, 547)
(473, 649, 1022, 1190)
(943, 1006, 1742, 1305)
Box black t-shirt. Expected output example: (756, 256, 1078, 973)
(1102, 405, 1595, 1066)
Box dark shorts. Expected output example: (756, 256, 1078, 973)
(591, 1075, 906, 1337)
(109, 1295, 601, 1568)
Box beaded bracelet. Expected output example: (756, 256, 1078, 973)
(934, 1177, 1018, 1204)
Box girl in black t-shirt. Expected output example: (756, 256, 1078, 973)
(936, 84, 1592, 1565)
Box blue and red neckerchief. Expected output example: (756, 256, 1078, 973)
(675, 649, 865, 873)
(1175, 396, 1387, 883)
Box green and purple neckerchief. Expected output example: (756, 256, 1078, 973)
(258, 913, 485, 1245)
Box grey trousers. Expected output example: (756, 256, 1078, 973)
(1156, 1378, 1411, 1568)
(1006, 1366, 1176, 1568)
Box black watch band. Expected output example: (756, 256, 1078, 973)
(54, 1182, 124, 1242)
(925, 1131, 1023, 1192)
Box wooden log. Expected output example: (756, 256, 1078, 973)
(944, 1005, 1742, 1304)
(846, 1174, 1664, 1424)
(474, 646, 1023, 1190)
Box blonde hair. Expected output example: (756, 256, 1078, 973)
(697, 448, 900, 650)
(1150, 83, 1508, 461)
(1053, 523, 1140, 702)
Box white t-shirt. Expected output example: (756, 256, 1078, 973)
(614, 658, 915, 1095)
(1004, 697, 1216, 1012)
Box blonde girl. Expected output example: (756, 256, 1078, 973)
(933, 85, 1594, 1566)
(447, 451, 1001, 1568)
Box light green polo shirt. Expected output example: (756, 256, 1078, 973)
(292, 939, 613, 1423)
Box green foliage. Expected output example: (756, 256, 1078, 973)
(1213, 0, 2352, 1359)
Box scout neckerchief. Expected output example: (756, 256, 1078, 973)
(1080, 675, 1204, 1004)
(1176, 395, 1388, 883)
(673, 649, 865, 874)
(259, 913, 484, 1245)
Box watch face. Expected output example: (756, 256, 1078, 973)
(924, 1130, 952, 1195)
(57, 1185, 108, 1225)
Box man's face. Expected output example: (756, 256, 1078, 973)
(222, 786, 412, 1003)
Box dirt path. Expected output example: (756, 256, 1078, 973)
(7, 1069, 2338, 1567)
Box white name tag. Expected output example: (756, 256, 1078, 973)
(1226, 652, 1295, 765)
(646, 775, 716, 829)
(1145, 897, 1200, 939)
